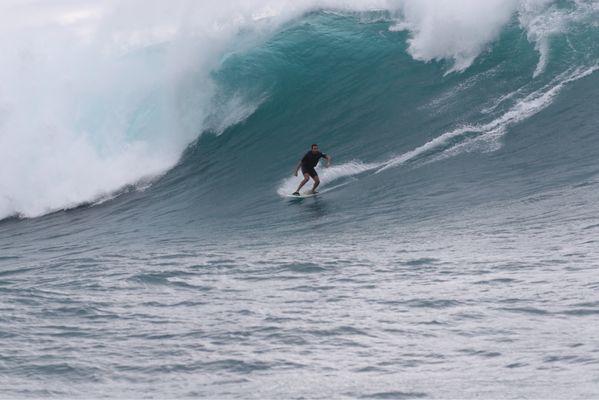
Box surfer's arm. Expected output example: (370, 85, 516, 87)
(294, 161, 302, 176)
(325, 154, 331, 167)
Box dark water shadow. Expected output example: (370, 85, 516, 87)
(286, 196, 330, 221)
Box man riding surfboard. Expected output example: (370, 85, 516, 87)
(293, 144, 331, 195)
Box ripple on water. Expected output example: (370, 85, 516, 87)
(359, 391, 428, 399)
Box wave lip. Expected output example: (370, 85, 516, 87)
(391, 0, 517, 73)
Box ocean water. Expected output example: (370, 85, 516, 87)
(1, 1, 599, 398)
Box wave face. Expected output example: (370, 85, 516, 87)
(144, 0, 599, 232)
(2, 1, 599, 398)
(1, 0, 597, 219)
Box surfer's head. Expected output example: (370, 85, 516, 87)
(311, 144, 319, 153)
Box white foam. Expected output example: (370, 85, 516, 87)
(378, 65, 599, 171)
(277, 161, 376, 197)
(518, 0, 598, 77)
(392, 0, 519, 73)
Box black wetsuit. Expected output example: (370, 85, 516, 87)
(301, 151, 327, 178)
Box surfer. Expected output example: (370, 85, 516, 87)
(293, 144, 331, 195)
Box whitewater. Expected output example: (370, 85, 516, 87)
(1, 0, 599, 398)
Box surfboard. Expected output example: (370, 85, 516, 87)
(286, 191, 318, 198)
(281, 180, 353, 199)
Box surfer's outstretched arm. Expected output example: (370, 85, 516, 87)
(325, 155, 331, 167)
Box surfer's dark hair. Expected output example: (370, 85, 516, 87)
(311, 143, 318, 148)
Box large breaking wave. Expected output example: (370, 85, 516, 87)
(0, 0, 597, 219)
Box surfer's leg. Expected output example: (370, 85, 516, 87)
(295, 173, 310, 193)
(311, 176, 320, 193)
